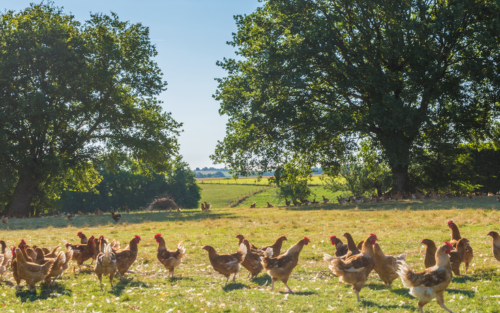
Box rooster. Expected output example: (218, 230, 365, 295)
(203, 242, 247, 285)
(155, 234, 185, 278)
(95, 243, 117, 290)
(447, 220, 473, 275)
(324, 234, 377, 302)
(110, 211, 121, 222)
(262, 237, 310, 292)
(397, 242, 454, 313)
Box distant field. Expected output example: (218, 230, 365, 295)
(1, 196, 500, 312)
(197, 175, 327, 185)
(198, 183, 266, 208)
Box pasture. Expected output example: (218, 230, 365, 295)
(1, 197, 500, 312)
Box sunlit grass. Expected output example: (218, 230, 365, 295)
(0, 196, 499, 312)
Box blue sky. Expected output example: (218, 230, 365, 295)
(6, 0, 261, 169)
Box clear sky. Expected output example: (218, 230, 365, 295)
(6, 0, 261, 169)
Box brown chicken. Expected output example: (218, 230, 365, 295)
(266, 202, 274, 208)
(260, 235, 287, 257)
(16, 247, 56, 292)
(77, 232, 88, 244)
(0, 240, 12, 281)
(373, 243, 406, 286)
(11, 247, 22, 289)
(110, 211, 122, 222)
(240, 239, 264, 279)
(324, 234, 377, 302)
(421, 239, 438, 268)
(449, 238, 469, 276)
(487, 231, 500, 262)
(330, 235, 348, 257)
(397, 242, 454, 313)
(115, 235, 141, 279)
(262, 237, 310, 292)
(447, 220, 473, 275)
(340, 232, 361, 260)
(94, 243, 117, 290)
(67, 235, 96, 271)
(203, 242, 247, 285)
(34, 248, 69, 286)
(236, 234, 259, 251)
(155, 234, 185, 278)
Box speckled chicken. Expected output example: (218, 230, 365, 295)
(155, 234, 185, 278)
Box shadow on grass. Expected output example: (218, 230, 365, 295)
(389, 288, 415, 299)
(251, 274, 272, 286)
(16, 284, 73, 303)
(8, 211, 237, 230)
(452, 276, 475, 284)
(222, 282, 247, 292)
(446, 288, 475, 297)
(361, 300, 414, 310)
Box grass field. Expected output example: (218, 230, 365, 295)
(198, 184, 267, 208)
(1, 197, 500, 312)
(197, 176, 327, 185)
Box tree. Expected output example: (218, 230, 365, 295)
(0, 4, 181, 216)
(212, 0, 500, 191)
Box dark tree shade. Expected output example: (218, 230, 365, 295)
(212, 0, 500, 191)
(0, 4, 181, 216)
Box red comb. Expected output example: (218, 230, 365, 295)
(154, 234, 161, 239)
(304, 236, 310, 241)
(77, 231, 82, 235)
(135, 235, 141, 240)
(447, 220, 453, 224)
(330, 235, 336, 240)
(12, 246, 16, 251)
(21, 239, 26, 244)
(445, 241, 453, 247)
(99, 235, 104, 239)
(370, 233, 378, 239)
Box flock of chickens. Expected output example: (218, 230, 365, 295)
(1, 219, 500, 312)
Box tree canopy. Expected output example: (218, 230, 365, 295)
(212, 0, 500, 191)
(0, 4, 181, 216)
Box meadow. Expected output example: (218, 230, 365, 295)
(1, 197, 500, 312)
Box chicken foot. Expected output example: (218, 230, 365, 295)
(283, 281, 293, 293)
(436, 293, 453, 313)
(355, 290, 360, 302)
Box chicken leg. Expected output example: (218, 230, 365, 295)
(355, 290, 360, 302)
(232, 272, 237, 282)
(225, 275, 230, 285)
(436, 293, 453, 313)
(283, 281, 293, 293)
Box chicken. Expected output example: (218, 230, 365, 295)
(66, 212, 76, 221)
(373, 243, 406, 286)
(250, 202, 256, 208)
(66, 235, 96, 271)
(11, 247, 22, 290)
(0, 240, 12, 281)
(329, 235, 348, 257)
(125, 206, 130, 213)
(78, 231, 88, 244)
(397, 242, 454, 313)
(266, 201, 274, 208)
(285, 198, 291, 206)
(240, 239, 264, 279)
(449, 238, 469, 276)
(236, 234, 259, 251)
(311, 198, 320, 204)
(176, 206, 182, 212)
(201, 203, 206, 211)
(487, 231, 500, 262)
(324, 234, 377, 302)
(110, 211, 121, 222)
(155, 234, 185, 278)
(204, 202, 211, 209)
(447, 220, 473, 275)
(341, 232, 361, 260)
(34, 248, 69, 286)
(260, 235, 287, 257)
(262, 237, 310, 292)
(94, 243, 117, 290)
(95, 208, 104, 215)
(421, 239, 437, 268)
(203, 242, 247, 285)
(114, 235, 141, 279)
(1, 216, 7, 224)
(16, 247, 57, 292)
(322, 195, 330, 203)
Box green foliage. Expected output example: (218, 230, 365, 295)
(274, 180, 311, 201)
(60, 159, 200, 211)
(0, 4, 181, 215)
(212, 0, 500, 192)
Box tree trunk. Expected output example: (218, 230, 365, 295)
(392, 165, 410, 192)
(6, 175, 42, 217)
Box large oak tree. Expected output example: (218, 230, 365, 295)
(0, 4, 181, 216)
(212, 0, 500, 191)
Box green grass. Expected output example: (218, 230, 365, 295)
(1, 196, 500, 312)
(197, 176, 327, 185)
(198, 184, 266, 208)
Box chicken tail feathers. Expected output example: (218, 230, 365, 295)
(396, 260, 414, 288)
(237, 242, 247, 263)
(64, 248, 73, 266)
(176, 242, 186, 259)
(323, 253, 335, 263)
(396, 254, 407, 261)
(103, 243, 113, 263)
(263, 247, 273, 259)
(42, 259, 56, 276)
